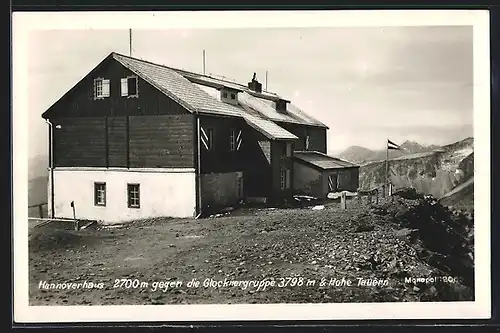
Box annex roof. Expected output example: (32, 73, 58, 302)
(294, 151, 360, 170)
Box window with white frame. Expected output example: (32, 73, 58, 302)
(127, 183, 140, 208)
(94, 78, 110, 99)
(229, 129, 236, 151)
(121, 76, 138, 98)
(94, 182, 106, 206)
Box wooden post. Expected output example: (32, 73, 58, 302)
(38, 204, 43, 218)
(71, 201, 78, 230)
(340, 191, 347, 210)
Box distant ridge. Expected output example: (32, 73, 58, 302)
(337, 139, 466, 165)
(356, 137, 474, 206)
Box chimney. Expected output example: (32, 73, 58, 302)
(248, 72, 262, 93)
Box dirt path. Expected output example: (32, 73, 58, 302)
(29, 204, 473, 305)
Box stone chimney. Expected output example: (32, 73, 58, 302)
(248, 72, 262, 93)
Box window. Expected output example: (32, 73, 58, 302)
(127, 184, 140, 208)
(280, 169, 291, 190)
(286, 142, 292, 156)
(201, 127, 214, 151)
(220, 89, 238, 105)
(229, 129, 236, 151)
(121, 76, 138, 98)
(94, 182, 106, 206)
(328, 175, 338, 192)
(94, 78, 110, 99)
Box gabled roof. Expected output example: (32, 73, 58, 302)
(294, 151, 359, 170)
(114, 53, 301, 140)
(42, 52, 328, 141)
(113, 53, 328, 129)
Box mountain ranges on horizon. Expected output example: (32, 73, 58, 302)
(337, 140, 451, 165)
(350, 136, 474, 210)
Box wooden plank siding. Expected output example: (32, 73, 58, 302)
(243, 134, 273, 198)
(43, 57, 188, 119)
(107, 116, 128, 167)
(53, 117, 107, 167)
(129, 115, 194, 168)
(278, 123, 327, 153)
(52, 115, 195, 168)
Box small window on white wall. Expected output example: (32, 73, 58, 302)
(127, 183, 140, 208)
(94, 182, 106, 206)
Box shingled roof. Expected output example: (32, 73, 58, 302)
(294, 151, 359, 170)
(113, 53, 328, 129)
(43, 52, 328, 141)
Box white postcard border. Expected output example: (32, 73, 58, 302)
(13, 9, 491, 323)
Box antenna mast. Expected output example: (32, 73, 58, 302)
(265, 70, 268, 91)
(203, 50, 206, 75)
(129, 29, 132, 56)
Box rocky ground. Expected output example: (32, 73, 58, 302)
(29, 192, 474, 305)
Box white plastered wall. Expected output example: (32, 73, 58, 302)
(49, 168, 197, 223)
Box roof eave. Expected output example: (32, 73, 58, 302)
(293, 158, 359, 171)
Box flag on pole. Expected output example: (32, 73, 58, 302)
(387, 139, 401, 150)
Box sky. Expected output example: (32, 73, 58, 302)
(27, 25, 473, 160)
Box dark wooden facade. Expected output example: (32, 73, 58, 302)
(43, 56, 188, 118)
(324, 168, 360, 193)
(51, 114, 194, 168)
(46, 58, 195, 169)
(279, 123, 327, 153)
(198, 115, 276, 197)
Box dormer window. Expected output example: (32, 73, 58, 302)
(276, 99, 288, 113)
(94, 78, 110, 99)
(121, 76, 138, 98)
(220, 88, 238, 105)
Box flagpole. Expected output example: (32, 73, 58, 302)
(129, 29, 132, 56)
(386, 138, 389, 197)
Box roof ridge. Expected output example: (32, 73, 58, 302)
(112, 51, 282, 97)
